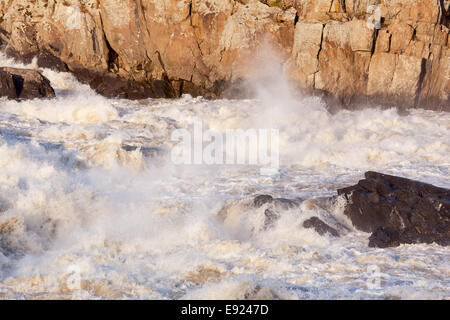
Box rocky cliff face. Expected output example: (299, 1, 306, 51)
(0, 0, 448, 110)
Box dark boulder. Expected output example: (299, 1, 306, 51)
(368, 227, 401, 248)
(253, 195, 275, 208)
(303, 217, 340, 237)
(0, 71, 18, 99)
(0, 67, 55, 99)
(263, 209, 280, 230)
(338, 171, 450, 247)
(72, 69, 176, 100)
(253, 195, 300, 210)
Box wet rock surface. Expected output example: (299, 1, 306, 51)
(263, 209, 280, 230)
(219, 172, 449, 248)
(253, 194, 301, 210)
(253, 195, 302, 230)
(0, 67, 55, 100)
(338, 171, 450, 248)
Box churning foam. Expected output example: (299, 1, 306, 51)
(0, 52, 449, 299)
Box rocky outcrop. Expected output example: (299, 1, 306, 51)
(0, 1, 448, 110)
(286, 0, 449, 110)
(338, 171, 450, 248)
(0, 67, 55, 99)
(0, 70, 18, 99)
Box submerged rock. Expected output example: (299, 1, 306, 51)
(303, 217, 340, 237)
(338, 171, 450, 248)
(0, 67, 55, 100)
(73, 70, 176, 100)
(0, 70, 18, 99)
(253, 194, 301, 230)
(253, 195, 275, 208)
(253, 194, 300, 210)
(0, 0, 447, 109)
(368, 227, 401, 248)
(263, 209, 280, 230)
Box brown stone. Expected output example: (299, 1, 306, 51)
(0, 67, 55, 99)
(375, 30, 391, 53)
(315, 20, 373, 104)
(367, 53, 425, 107)
(286, 20, 324, 87)
(0, 0, 447, 110)
(388, 23, 415, 54)
(349, 19, 375, 52)
(337, 171, 450, 248)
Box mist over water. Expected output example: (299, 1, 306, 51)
(0, 51, 449, 299)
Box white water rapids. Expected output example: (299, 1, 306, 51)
(0, 52, 449, 299)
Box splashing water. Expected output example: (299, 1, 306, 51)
(0, 51, 449, 299)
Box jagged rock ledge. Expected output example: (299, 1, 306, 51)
(0, 0, 448, 110)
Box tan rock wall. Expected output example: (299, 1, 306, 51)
(0, 0, 448, 110)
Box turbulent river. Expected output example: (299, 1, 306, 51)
(0, 52, 449, 299)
